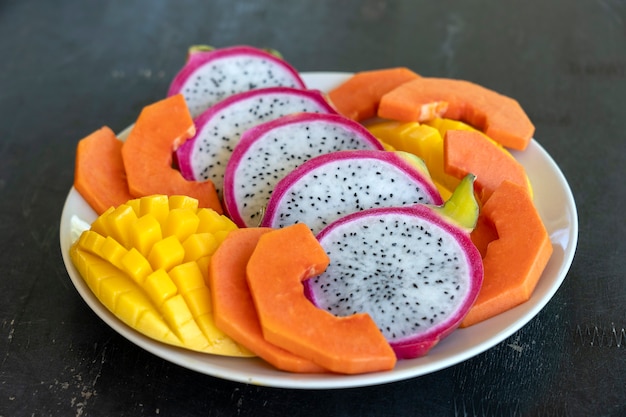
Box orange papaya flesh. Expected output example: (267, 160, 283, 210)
(443, 129, 531, 202)
(208, 227, 327, 373)
(328, 67, 420, 121)
(460, 181, 553, 327)
(74, 126, 134, 215)
(470, 213, 499, 258)
(246, 223, 397, 374)
(377, 77, 535, 150)
(121, 94, 223, 213)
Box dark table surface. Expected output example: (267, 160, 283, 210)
(1, 1, 625, 416)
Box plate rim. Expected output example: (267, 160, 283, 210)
(59, 71, 579, 389)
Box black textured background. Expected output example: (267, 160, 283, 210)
(1, 1, 625, 416)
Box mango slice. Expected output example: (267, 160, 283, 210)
(70, 194, 252, 357)
(367, 120, 459, 199)
(367, 118, 532, 200)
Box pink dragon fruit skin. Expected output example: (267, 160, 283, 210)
(167, 45, 306, 118)
(260, 149, 443, 235)
(305, 205, 483, 360)
(175, 87, 337, 196)
(223, 113, 385, 228)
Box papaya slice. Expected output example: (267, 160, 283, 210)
(328, 67, 420, 121)
(460, 181, 553, 327)
(121, 94, 223, 213)
(246, 223, 397, 374)
(443, 129, 531, 202)
(377, 77, 535, 150)
(470, 213, 499, 258)
(208, 227, 326, 373)
(74, 126, 134, 214)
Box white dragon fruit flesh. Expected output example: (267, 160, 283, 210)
(304, 203, 483, 359)
(167, 45, 306, 118)
(223, 113, 385, 227)
(175, 87, 337, 196)
(260, 149, 443, 235)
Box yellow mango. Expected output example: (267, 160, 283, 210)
(86, 258, 122, 293)
(76, 230, 106, 255)
(182, 233, 218, 262)
(115, 290, 157, 327)
(163, 208, 199, 241)
(194, 313, 252, 355)
(184, 286, 212, 316)
(135, 311, 182, 346)
(130, 214, 162, 257)
(126, 197, 141, 216)
(424, 117, 478, 136)
(143, 269, 178, 307)
(139, 195, 170, 225)
(99, 236, 128, 270)
(148, 235, 185, 271)
(195, 255, 211, 283)
(98, 274, 136, 313)
(120, 248, 153, 285)
(70, 247, 117, 294)
(368, 120, 460, 196)
(161, 295, 209, 349)
(168, 195, 199, 211)
(197, 208, 237, 234)
(168, 262, 205, 294)
(89, 206, 115, 236)
(214, 230, 232, 245)
(105, 204, 138, 248)
(70, 194, 250, 357)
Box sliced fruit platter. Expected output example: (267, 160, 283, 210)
(60, 45, 578, 388)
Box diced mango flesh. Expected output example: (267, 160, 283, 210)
(131, 214, 162, 257)
(182, 233, 218, 262)
(106, 204, 138, 248)
(144, 269, 178, 307)
(121, 248, 153, 284)
(149, 236, 185, 271)
(163, 208, 200, 241)
(69, 194, 252, 357)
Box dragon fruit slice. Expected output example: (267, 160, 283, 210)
(260, 149, 443, 235)
(167, 45, 306, 118)
(223, 113, 385, 227)
(304, 185, 483, 359)
(175, 87, 337, 195)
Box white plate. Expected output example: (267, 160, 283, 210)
(59, 72, 578, 389)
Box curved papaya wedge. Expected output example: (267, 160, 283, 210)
(328, 67, 420, 121)
(246, 223, 397, 374)
(460, 181, 553, 327)
(121, 94, 222, 213)
(209, 227, 326, 373)
(378, 77, 535, 150)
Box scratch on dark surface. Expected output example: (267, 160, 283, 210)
(0, 319, 16, 369)
(64, 342, 108, 417)
(454, 398, 569, 417)
(575, 323, 625, 347)
(454, 398, 523, 417)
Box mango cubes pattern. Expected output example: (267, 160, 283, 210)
(69, 194, 253, 356)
